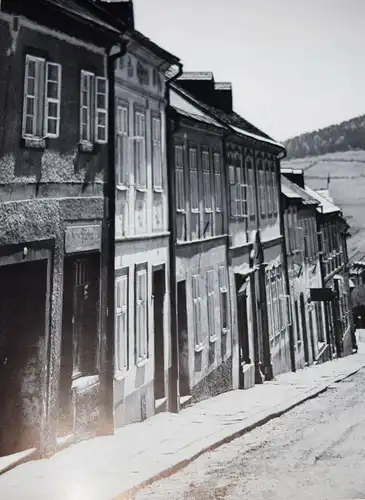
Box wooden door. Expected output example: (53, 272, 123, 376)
(0, 260, 47, 457)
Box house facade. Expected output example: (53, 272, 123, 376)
(173, 72, 292, 395)
(282, 169, 354, 360)
(169, 83, 232, 408)
(281, 173, 325, 369)
(0, 0, 128, 462)
(113, 31, 180, 426)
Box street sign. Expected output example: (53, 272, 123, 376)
(310, 288, 335, 302)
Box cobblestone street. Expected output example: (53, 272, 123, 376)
(136, 368, 365, 500)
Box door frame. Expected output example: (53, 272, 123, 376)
(0, 239, 54, 457)
(152, 263, 166, 405)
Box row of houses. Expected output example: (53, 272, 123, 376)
(0, 0, 356, 468)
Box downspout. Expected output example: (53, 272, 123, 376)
(277, 149, 296, 372)
(165, 63, 183, 413)
(103, 39, 128, 434)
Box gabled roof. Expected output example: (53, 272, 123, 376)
(281, 175, 319, 205)
(304, 185, 341, 215)
(171, 81, 285, 150)
(129, 30, 180, 65)
(349, 250, 365, 266)
(169, 87, 226, 130)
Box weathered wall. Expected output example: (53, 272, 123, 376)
(176, 239, 232, 399)
(0, 13, 108, 454)
(114, 236, 170, 427)
(115, 45, 168, 238)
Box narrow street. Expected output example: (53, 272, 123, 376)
(136, 368, 365, 500)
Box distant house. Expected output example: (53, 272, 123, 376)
(282, 169, 354, 358)
(0, 0, 129, 463)
(281, 173, 326, 368)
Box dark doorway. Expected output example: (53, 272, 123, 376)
(308, 309, 316, 361)
(300, 293, 310, 364)
(294, 300, 301, 345)
(153, 266, 166, 403)
(0, 259, 48, 457)
(58, 253, 100, 438)
(235, 275, 250, 388)
(177, 280, 189, 398)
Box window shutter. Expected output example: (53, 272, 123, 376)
(116, 104, 129, 186)
(214, 153, 222, 211)
(136, 268, 148, 361)
(44, 62, 61, 138)
(135, 111, 146, 188)
(206, 269, 216, 340)
(115, 274, 128, 372)
(152, 115, 162, 190)
(95, 76, 108, 143)
(189, 148, 199, 212)
(23, 55, 45, 138)
(203, 150, 212, 212)
(192, 275, 202, 348)
(80, 71, 92, 142)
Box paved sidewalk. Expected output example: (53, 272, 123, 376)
(1, 337, 365, 500)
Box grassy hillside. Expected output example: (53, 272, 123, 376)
(281, 150, 365, 257)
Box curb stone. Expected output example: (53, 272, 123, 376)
(114, 363, 365, 500)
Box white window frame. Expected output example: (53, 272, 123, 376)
(213, 152, 223, 212)
(229, 151, 247, 218)
(189, 146, 199, 213)
(192, 274, 203, 351)
(218, 266, 230, 335)
(135, 265, 148, 364)
(246, 157, 255, 219)
(80, 70, 108, 145)
(116, 103, 129, 187)
(134, 108, 147, 190)
(23, 55, 62, 140)
(115, 272, 129, 374)
(152, 114, 162, 191)
(202, 149, 213, 213)
(206, 269, 217, 342)
(258, 162, 266, 218)
(175, 144, 185, 213)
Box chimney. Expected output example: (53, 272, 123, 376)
(177, 72, 216, 106)
(93, 0, 135, 30)
(214, 82, 233, 113)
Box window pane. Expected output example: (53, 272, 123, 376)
(47, 119, 57, 135)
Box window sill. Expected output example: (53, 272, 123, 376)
(78, 141, 95, 153)
(194, 344, 204, 353)
(135, 187, 148, 193)
(22, 136, 46, 150)
(231, 215, 248, 220)
(117, 185, 129, 192)
(153, 187, 164, 194)
(136, 357, 149, 368)
(209, 334, 219, 343)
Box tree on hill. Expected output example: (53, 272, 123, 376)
(284, 114, 365, 159)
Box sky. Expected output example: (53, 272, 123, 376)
(133, 0, 365, 141)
